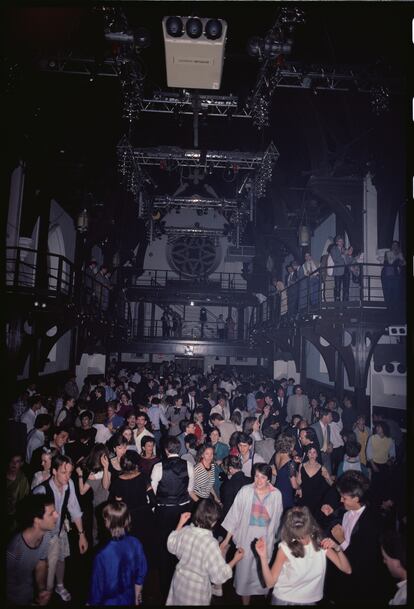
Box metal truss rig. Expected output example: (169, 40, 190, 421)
(153, 196, 246, 211)
(124, 143, 280, 171)
(39, 57, 402, 97)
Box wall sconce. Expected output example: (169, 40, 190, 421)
(77, 209, 89, 233)
(298, 225, 310, 247)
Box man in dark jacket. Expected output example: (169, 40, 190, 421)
(326, 470, 392, 603)
(220, 455, 250, 518)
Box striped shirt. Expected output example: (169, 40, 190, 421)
(193, 463, 216, 499)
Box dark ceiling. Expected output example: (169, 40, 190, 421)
(4, 2, 410, 257)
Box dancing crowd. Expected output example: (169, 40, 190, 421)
(7, 364, 406, 605)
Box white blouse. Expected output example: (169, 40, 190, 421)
(273, 541, 327, 603)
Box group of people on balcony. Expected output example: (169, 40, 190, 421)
(161, 308, 182, 338)
(7, 366, 406, 605)
(273, 236, 405, 320)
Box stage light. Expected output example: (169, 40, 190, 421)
(397, 364, 406, 374)
(186, 17, 203, 39)
(385, 363, 395, 373)
(166, 16, 183, 37)
(247, 36, 263, 58)
(134, 27, 151, 49)
(190, 301, 195, 306)
(205, 19, 222, 40)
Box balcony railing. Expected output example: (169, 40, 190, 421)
(129, 319, 250, 341)
(6, 247, 114, 316)
(120, 268, 250, 291)
(6, 246, 75, 298)
(261, 263, 401, 325)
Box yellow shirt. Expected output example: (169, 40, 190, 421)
(370, 435, 392, 464)
(356, 429, 369, 465)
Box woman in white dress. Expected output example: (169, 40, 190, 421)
(166, 499, 244, 605)
(255, 506, 351, 605)
(220, 463, 283, 605)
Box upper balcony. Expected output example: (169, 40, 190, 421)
(120, 268, 259, 307)
(256, 262, 406, 330)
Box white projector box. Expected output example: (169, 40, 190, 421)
(162, 17, 227, 90)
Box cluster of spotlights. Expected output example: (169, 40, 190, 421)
(34, 301, 47, 309)
(166, 16, 223, 40)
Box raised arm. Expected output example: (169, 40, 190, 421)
(255, 539, 287, 587)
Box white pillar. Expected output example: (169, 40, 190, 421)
(7, 162, 25, 248)
(363, 172, 382, 301)
(363, 172, 378, 262)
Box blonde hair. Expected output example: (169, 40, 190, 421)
(102, 501, 131, 538)
(281, 506, 323, 557)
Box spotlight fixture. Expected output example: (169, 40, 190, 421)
(205, 19, 223, 40)
(166, 16, 184, 37)
(190, 301, 195, 306)
(186, 17, 203, 39)
(134, 27, 151, 49)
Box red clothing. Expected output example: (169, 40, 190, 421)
(194, 423, 204, 444)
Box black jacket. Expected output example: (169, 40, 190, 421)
(220, 471, 250, 518)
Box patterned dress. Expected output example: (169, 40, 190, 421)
(166, 524, 232, 605)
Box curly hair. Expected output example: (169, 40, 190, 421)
(281, 506, 323, 558)
(274, 433, 295, 455)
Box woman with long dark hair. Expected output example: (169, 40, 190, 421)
(296, 444, 332, 521)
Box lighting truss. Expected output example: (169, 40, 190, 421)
(139, 92, 250, 118)
(164, 226, 224, 238)
(153, 196, 244, 211)
(39, 57, 402, 97)
(128, 145, 280, 170)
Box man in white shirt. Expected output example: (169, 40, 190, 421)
(237, 433, 265, 479)
(329, 410, 344, 476)
(26, 414, 52, 463)
(151, 437, 194, 601)
(20, 396, 44, 434)
(210, 396, 231, 421)
(134, 413, 155, 453)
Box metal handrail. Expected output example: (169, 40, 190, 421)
(130, 319, 250, 341)
(120, 268, 250, 291)
(6, 247, 75, 298)
(5, 247, 113, 315)
(264, 262, 392, 324)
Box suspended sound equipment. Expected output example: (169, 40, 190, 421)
(162, 16, 227, 89)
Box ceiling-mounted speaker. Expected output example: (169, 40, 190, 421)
(162, 16, 227, 89)
(387, 325, 406, 336)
